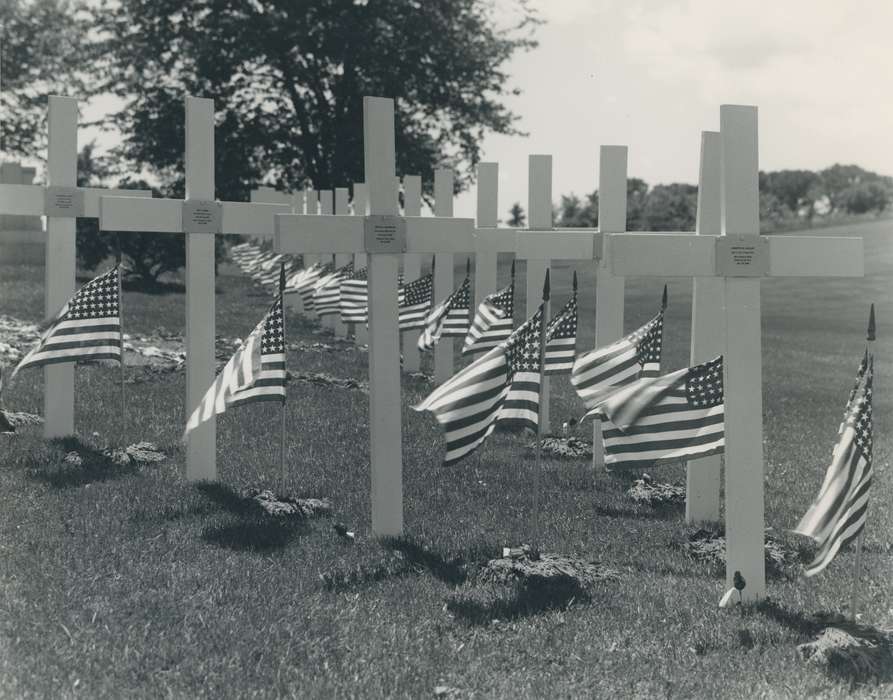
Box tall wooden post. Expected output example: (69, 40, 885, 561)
(43, 96, 78, 437)
(352, 183, 369, 345)
(592, 146, 627, 467)
(526, 155, 552, 433)
(475, 163, 499, 306)
(333, 187, 351, 337)
(721, 105, 766, 600)
(433, 168, 455, 385)
(402, 175, 423, 371)
(184, 96, 217, 481)
(687, 131, 724, 523)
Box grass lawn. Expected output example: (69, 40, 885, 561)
(1, 221, 891, 698)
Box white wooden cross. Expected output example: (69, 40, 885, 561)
(607, 105, 864, 600)
(0, 95, 152, 438)
(351, 182, 369, 346)
(250, 187, 305, 313)
(332, 187, 352, 338)
(99, 96, 291, 482)
(275, 97, 474, 535)
(432, 168, 457, 385)
(472, 163, 513, 308)
(318, 190, 339, 332)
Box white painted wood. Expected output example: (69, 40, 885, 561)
(184, 96, 217, 482)
(222, 201, 291, 235)
(609, 234, 715, 277)
(515, 229, 594, 259)
(364, 96, 403, 536)
(0, 184, 47, 216)
(276, 216, 364, 253)
(333, 187, 351, 337)
(44, 95, 78, 438)
(303, 189, 320, 269)
(433, 168, 455, 385)
(101, 197, 183, 232)
(352, 183, 369, 345)
(526, 155, 552, 433)
(249, 188, 303, 310)
(474, 163, 499, 309)
(592, 146, 628, 468)
(318, 190, 337, 330)
(401, 175, 422, 371)
(687, 131, 724, 524)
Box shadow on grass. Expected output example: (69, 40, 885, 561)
(28, 437, 138, 489)
(592, 502, 681, 522)
(382, 535, 499, 586)
(446, 578, 593, 625)
(195, 482, 313, 553)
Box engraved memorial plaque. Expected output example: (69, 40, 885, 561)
(182, 199, 222, 234)
(363, 215, 406, 253)
(716, 234, 769, 277)
(44, 186, 85, 217)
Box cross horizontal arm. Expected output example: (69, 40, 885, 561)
(768, 235, 864, 277)
(100, 196, 182, 233)
(221, 202, 292, 235)
(1, 185, 151, 217)
(609, 233, 712, 276)
(609, 232, 865, 278)
(474, 227, 518, 254)
(275, 214, 475, 254)
(515, 229, 599, 260)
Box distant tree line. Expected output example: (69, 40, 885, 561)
(528, 164, 892, 232)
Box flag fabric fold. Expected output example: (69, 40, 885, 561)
(543, 293, 577, 375)
(418, 276, 471, 350)
(313, 261, 353, 317)
(12, 267, 122, 377)
(414, 303, 545, 465)
(340, 267, 369, 324)
(398, 273, 433, 331)
(462, 280, 514, 355)
(793, 354, 874, 577)
(589, 355, 725, 470)
(571, 308, 664, 409)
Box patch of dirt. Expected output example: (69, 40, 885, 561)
(1, 410, 42, 427)
(627, 473, 685, 507)
(0, 315, 41, 367)
(244, 489, 332, 519)
(799, 624, 893, 684)
(528, 435, 593, 459)
(287, 371, 368, 393)
(102, 441, 167, 466)
(674, 526, 795, 578)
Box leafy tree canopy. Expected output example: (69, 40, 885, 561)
(91, 0, 541, 202)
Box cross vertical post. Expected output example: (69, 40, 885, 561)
(686, 131, 724, 523)
(433, 168, 455, 384)
(184, 96, 217, 481)
(474, 163, 499, 306)
(401, 175, 422, 371)
(721, 105, 765, 599)
(304, 189, 320, 271)
(365, 97, 403, 535)
(333, 187, 351, 337)
(526, 155, 552, 433)
(352, 182, 369, 345)
(43, 95, 78, 437)
(319, 190, 337, 330)
(592, 146, 627, 468)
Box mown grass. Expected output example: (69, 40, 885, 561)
(1, 222, 891, 698)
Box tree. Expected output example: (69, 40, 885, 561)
(0, 0, 91, 158)
(557, 191, 597, 227)
(641, 183, 697, 231)
(91, 0, 541, 203)
(507, 202, 526, 227)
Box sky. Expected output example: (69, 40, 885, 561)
(70, 0, 893, 218)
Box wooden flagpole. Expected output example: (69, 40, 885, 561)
(280, 262, 287, 485)
(851, 302, 875, 619)
(532, 269, 550, 548)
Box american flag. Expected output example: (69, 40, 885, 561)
(543, 293, 577, 375)
(794, 354, 873, 577)
(12, 266, 122, 376)
(184, 301, 268, 437)
(287, 261, 324, 297)
(314, 261, 353, 316)
(229, 296, 287, 406)
(462, 279, 514, 355)
(418, 276, 471, 350)
(571, 308, 664, 410)
(413, 304, 544, 465)
(589, 355, 725, 470)
(301, 262, 334, 312)
(495, 305, 545, 431)
(340, 266, 369, 324)
(399, 273, 433, 330)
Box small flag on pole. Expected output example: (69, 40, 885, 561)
(183, 298, 283, 437)
(12, 267, 122, 377)
(413, 302, 545, 465)
(463, 262, 515, 355)
(398, 273, 433, 330)
(313, 260, 353, 316)
(301, 261, 334, 312)
(589, 355, 725, 470)
(543, 272, 578, 375)
(570, 291, 665, 409)
(340, 267, 369, 324)
(794, 354, 874, 577)
(495, 303, 546, 432)
(418, 275, 472, 350)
